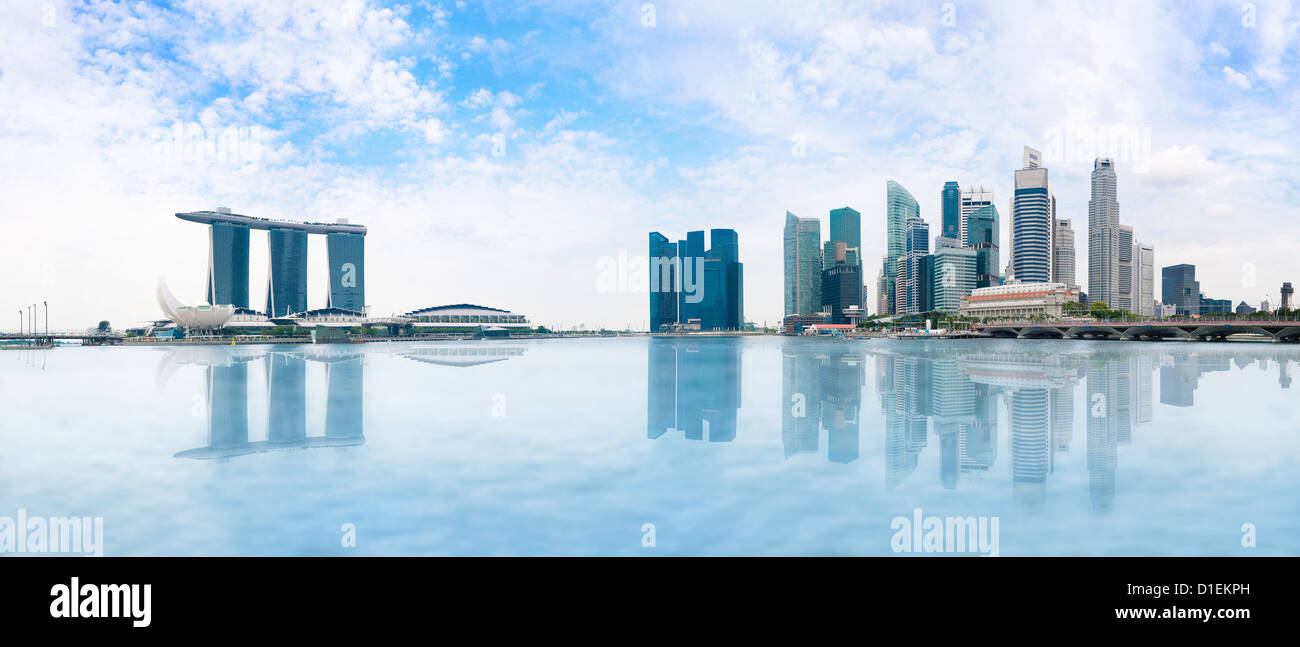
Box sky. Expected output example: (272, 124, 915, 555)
(0, 0, 1297, 331)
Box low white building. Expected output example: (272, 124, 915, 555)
(959, 282, 1079, 319)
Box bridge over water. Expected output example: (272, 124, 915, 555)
(974, 320, 1300, 342)
(0, 331, 125, 345)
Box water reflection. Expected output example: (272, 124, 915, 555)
(648, 338, 1300, 513)
(161, 347, 366, 460)
(647, 338, 742, 442)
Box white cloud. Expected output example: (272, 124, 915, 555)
(1223, 65, 1251, 89)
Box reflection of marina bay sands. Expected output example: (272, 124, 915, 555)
(162, 347, 366, 459)
(176, 207, 366, 316)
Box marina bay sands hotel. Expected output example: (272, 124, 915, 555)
(176, 208, 366, 316)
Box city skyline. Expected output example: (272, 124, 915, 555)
(2, 1, 1298, 331)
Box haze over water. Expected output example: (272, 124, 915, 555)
(1, 337, 1295, 556)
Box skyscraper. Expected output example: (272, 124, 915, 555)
(654, 228, 742, 331)
(899, 216, 930, 315)
(207, 220, 250, 308)
(1283, 282, 1294, 311)
(1136, 243, 1155, 317)
(1088, 158, 1121, 308)
(649, 232, 678, 331)
(1162, 264, 1200, 316)
(829, 207, 861, 251)
(959, 186, 994, 247)
(941, 181, 960, 241)
(931, 246, 977, 313)
(821, 242, 862, 324)
(783, 211, 822, 316)
(967, 204, 1000, 289)
(266, 227, 308, 316)
(326, 231, 365, 312)
(1053, 218, 1076, 290)
(886, 181, 919, 314)
(1012, 146, 1052, 283)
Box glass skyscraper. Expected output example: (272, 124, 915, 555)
(886, 181, 919, 315)
(266, 227, 308, 317)
(207, 221, 250, 308)
(931, 247, 977, 313)
(326, 232, 366, 313)
(829, 207, 861, 251)
(1162, 264, 1200, 315)
(967, 204, 1000, 288)
(649, 232, 678, 332)
(941, 181, 960, 240)
(783, 211, 822, 316)
(1012, 148, 1052, 283)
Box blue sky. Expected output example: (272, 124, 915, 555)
(1, 0, 1297, 329)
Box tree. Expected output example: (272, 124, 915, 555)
(97, 320, 111, 333)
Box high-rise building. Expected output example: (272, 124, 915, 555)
(876, 261, 889, 316)
(898, 217, 930, 315)
(654, 228, 743, 331)
(829, 207, 861, 251)
(1115, 224, 1135, 311)
(1053, 218, 1076, 289)
(959, 186, 994, 248)
(207, 220, 250, 308)
(885, 181, 919, 314)
(966, 204, 1000, 289)
(1283, 282, 1295, 311)
(941, 181, 961, 241)
(931, 246, 977, 313)
(1011, 146, 1052, 283)
(1162, 264, 1200, 316)
(326, 231, 365, 312)
(821, 242, 862, 324)
(649, 232, 678, 331)
(266, 227, 308, 317)
(783, 211, 822, 316)
(1136, 243, 1155, 317)
(1088, 158, 1121, 308)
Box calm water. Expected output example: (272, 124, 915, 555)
(1, 336, 1296, 556)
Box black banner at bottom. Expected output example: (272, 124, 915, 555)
(3, 557, 1292, 635)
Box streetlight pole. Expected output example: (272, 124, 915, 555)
(18, 310, 22, 335)
(44, 301, 48, 336)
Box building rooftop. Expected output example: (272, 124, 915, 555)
(176, 210, 367, 235)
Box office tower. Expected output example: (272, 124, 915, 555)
(966, 204, 1000, 288)
(898, 217, 929, 314)
(1012, 146, 1053, 283)
(821, 242, 862, 324)
(207, 220, 250, 308)
(829, 207, 861, 251)
(959, 186, 994, 247)
(1053, 218, 1076, 289)
(1162, 264, 1200, 315)
(783, 211, 822, 316)
(941, 181, 961, 240)
(886, 181, 919, 314)
(1136, 243, 1155, 317)
(266, 227, 308, 317)
(677, 230, 706, 325)
(876, 262, 889, 316)
(1115, 224, 1135, 311)
(1088, 158, 1121, 307)
(326, 231, 365, 312)
(1261, 298, 1271, 313)
(702, 228, 743, 330)
(1283, 282, 1295, 310)
(654, 229, 742, 331)
(649, 232, 678, 331)
(931, 247, 977, 313)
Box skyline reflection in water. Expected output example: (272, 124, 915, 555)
(0, 337, 1295, 555)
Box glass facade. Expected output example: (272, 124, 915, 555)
(207, 221, 250, 308)
(821, 262, 861, 324)
(649, 232, 678, 332)
(829, 207, 860, 251)
(677, 231, 706, 324)
(932, 247, 977, 313)
(941, 181, 960, 240)
(326, 232, 366, 313)
(783, 212, 822, 316)
(886, 181, 918, 315)
(266, 228, 308, 317)
(967, 204, 1000, 288)
(1012, 172, 1052, 284)
(1161, 264, 1199, 315)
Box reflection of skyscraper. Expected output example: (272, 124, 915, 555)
(646, 338, 741, 442)
(325, 357, 364, 439)
(207, 360, 250, 448)
(1049, 386, 1073, 453)
(267, 352, 307, 444)
(1009, 388, 1050, 503)
(821, 350, 863, 463)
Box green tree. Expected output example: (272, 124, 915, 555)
(97, 320, 111, 333)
